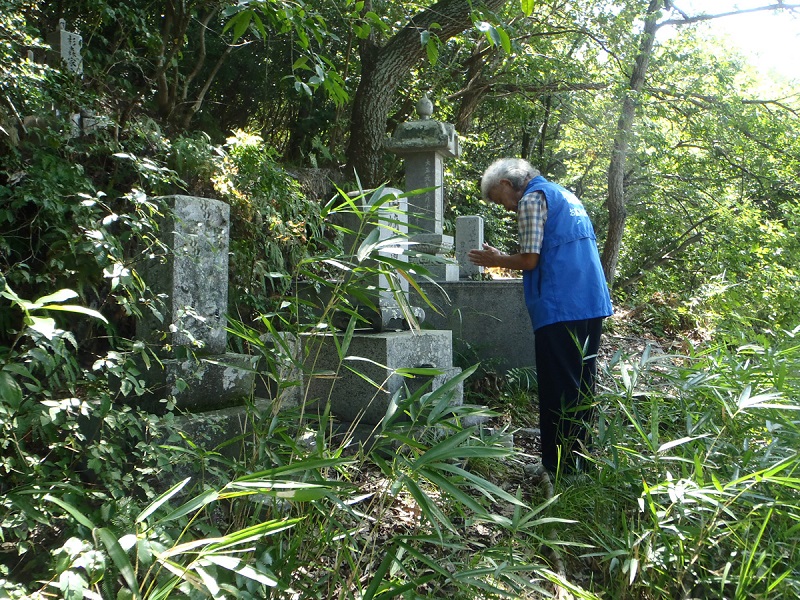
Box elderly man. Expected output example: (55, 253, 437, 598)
(469, 158, 613, 477)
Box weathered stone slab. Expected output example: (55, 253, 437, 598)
(131, 352, 258, 413)
(456, 216, 485, 278)
(137, 196, 230, 354)
(48, 19, 83, 75)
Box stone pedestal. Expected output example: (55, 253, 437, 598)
(303, 330, 463, 425)
(134, 353, 259, 413)
(414, 279, 536, 373)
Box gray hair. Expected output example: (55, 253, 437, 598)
(480, 158, 540, 199)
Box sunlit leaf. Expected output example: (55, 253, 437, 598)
(136, 477, 191, 524)
(34, 289, 78, 305)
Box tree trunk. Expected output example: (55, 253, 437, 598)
(601, 0, 662, 287)
(155, 1, 192, 120)
(345, 0, 508, 188)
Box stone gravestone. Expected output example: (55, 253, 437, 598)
(456, 215, 485, 279)
(386, 95, 460, 282)
(336, 188, 424, 331)
(48, 19, 83, 75)
(135, 196, 257, 412)
(45, 19, 97, 136)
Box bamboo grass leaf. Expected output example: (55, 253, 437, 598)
(421, 469, 487, 515)
(194, 566, 221, 597)
(356, 227, 381, 262)
(343, 359, 387, 391)
(236, 457, 356, 480)
(736, 391, 791, 413)
(226, 481, 332, 501)
(396, 540, 461, 577)
(431, 462, 529, 507)
(156, 558, 204, 593)
(402, 476, 455, 534)
(328, 183, 364, 218)
(136, 477, 191, 524)
(155, 488, 219, 524)
(383, 387, 403, 424)
(94, 527, 142, 600)
(39, 304, 109, 323)
(411, 428, 475, 468)
(383, 431, 429, 452)
(321, 258, 353, 272)
(657, 435, 709, 454)
(396, 267, 440, 313)
(43, 494, 96, 530)
(361, 544, 400, 600)
(203, 555, 281, 588)
(32, 288, 78, 306)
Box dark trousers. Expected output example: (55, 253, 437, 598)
(534, 317, 604, 474)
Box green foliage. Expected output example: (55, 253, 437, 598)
(0, 276, 178, 585)
(223, 0, 351, 106)
(215, 130, 327, 319)
(0, 3, 51, 128)
(3, 1, 800, 598)
(596, 28, 800, 335)
(551, 332, 800, 598)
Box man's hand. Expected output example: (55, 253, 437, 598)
(468, 243, 503, 267)
(468, 243, 539, 271)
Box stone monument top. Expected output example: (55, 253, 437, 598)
(386, 95, 460, 158)
(416, 93, 434, 120)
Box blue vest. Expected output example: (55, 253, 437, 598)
(522, 176, 613, 331)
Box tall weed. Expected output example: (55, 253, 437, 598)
(568, 332, 800, 598)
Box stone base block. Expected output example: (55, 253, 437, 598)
(303, 330, 461, 425)
(131, 352, 258, 413)
(411, 257, 460, 282)
(414, 279, 536, 373)
(410, 233, 454, 255)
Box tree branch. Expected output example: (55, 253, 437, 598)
(182, 9, 217, 101)
(616, 215, 713, 290)
(659, 3, 800, 29)
(180, 45, 233, 129)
